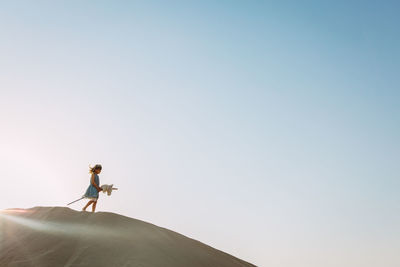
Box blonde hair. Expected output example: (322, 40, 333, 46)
(89, 164, 102, 174)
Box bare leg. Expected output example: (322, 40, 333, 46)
(92, 201, 97, 213)
(82, 200, 94, 211)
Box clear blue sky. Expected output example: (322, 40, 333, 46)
(1, 1, 399, 266)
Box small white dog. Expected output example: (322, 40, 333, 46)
(100, 184, 118, 196)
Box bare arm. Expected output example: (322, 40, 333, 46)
(91, 173, 102, 192)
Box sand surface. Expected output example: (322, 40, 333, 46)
(0, 207, 255, 267)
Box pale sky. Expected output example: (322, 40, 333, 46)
(1, 1, 399, 266)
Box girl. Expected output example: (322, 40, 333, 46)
(82, 164, 102, 212)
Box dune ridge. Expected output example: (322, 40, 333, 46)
(0, 207, 255, 267)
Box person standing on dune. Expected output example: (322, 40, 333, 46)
(82, 164, 102, 212)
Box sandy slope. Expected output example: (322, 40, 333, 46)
(0, 207, 255, 267)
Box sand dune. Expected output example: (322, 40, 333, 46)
(0, 207, 255, 267)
